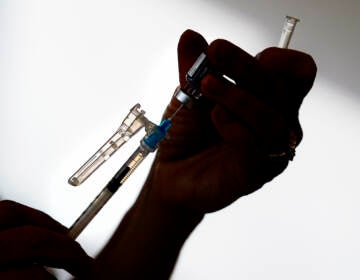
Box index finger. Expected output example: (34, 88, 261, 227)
(0, 200, 67, 233)
(206, 39, 270, 97)
(0, 226, 94, 278)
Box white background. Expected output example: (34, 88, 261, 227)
(1, 0, 359, 279)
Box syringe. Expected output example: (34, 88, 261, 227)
(68, 104, 150, 186)
(67, 15, 300, 239)
(68, 119, 172, 239)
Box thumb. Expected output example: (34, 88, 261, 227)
(158, 30, 216, 161)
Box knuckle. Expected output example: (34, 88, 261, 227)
(0, 200, 18, 209)
(209, 38, 229, 49)
(208, 39, 237, 61)
(0, 200, 22, 220)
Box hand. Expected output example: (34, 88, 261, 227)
(144, 29, 317, 214)
(0, 200, 93, 279)
(93, 30, 316, 279)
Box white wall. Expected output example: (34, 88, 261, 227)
(0, 0, 359, 279)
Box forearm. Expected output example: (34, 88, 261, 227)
(94, 179, 204, 279)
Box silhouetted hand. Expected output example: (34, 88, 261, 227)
(0, 200, 93, 279)
(144, 29, 317, 214)
(94, 30, 317, 279)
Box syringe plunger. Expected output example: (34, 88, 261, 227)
(278, 16, 300, 48)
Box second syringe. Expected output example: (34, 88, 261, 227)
(68, 104, 153, 186)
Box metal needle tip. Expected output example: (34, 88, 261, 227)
(169, 104, 184, 120)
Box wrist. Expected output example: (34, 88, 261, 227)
(96, 180, 204, 279)
(134, 179, 205, 238)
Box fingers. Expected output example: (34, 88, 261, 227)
(257, 47, 317, 92)
(206, 39, 270, 97)
(0, 200, 93, 278)
(0, 200, 67, 233)
(207, 40, 317, 112)
(159, 100, 220, 161)
(163, 31, 317, 162)
(256, 47, 317, 111)
(0, 266, 57, 280)
(209, 105, 252, 144)
(202, 75, 288, 153)
(205, 40, 317, 152)
(0, 226, 94, 278)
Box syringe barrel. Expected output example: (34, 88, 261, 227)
(68, 119, 172, 239)
(68, 146, 148, 239)
(105, 145, 149, 193)
(68, 187, 113, 239)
